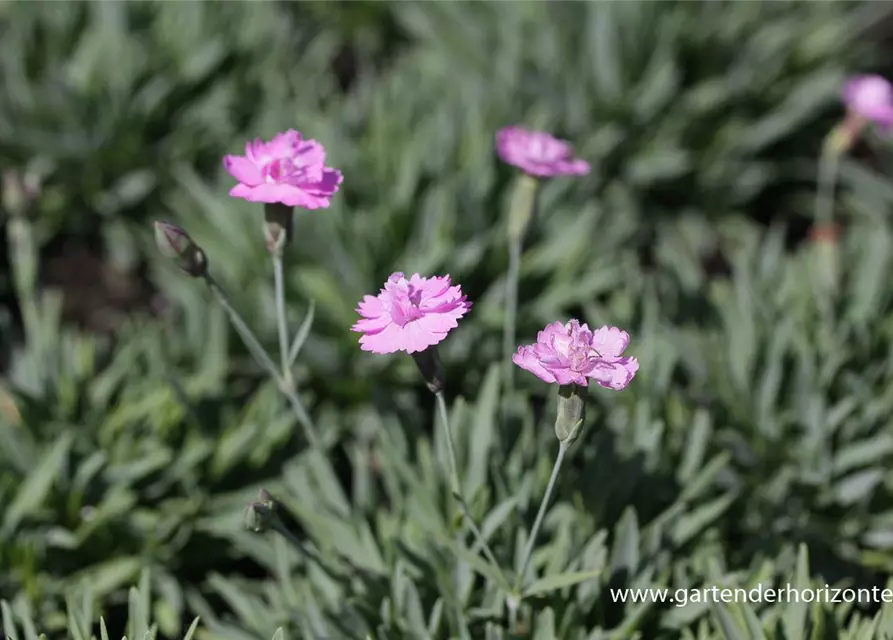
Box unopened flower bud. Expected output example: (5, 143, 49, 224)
(554, 384, 585, 444)
(154, 221, 208, 277)
(411, 346, 446, 395)
(257, 487, 276, 507)
(244, 487, 277, 533)
(263, 202, 294, 255)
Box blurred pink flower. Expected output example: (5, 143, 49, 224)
(842, 75, 893, 129)
(351, 272, 472, 354)
(513, 320, 638, 390)
(223, 130, 343, 209)
(496, 126, 590, 178)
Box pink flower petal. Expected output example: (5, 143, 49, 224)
(223, 155, 263, 186)
(588, 357, 639, 390)
(512, 345, 557, 384)
(590, 326, 630, 359)
(298, 168, 343, 197)
(351, 316, 390, 335)
(359, 323, 404, 354)
(356, 294, 386, 319)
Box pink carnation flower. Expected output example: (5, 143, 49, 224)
(351, 272, 472, 354)
(223, 129, 343, 209)
(496, 126, 590, 178)
(513, 319, 638, 390)
(842, 75, 893, 129)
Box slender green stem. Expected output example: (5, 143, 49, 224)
(514, 440, 568, 592)
(203, 273, 320, 449)
(272, 254, 294, 390)
(502, 174, 538, 400)
(502, 236, 522, 397)
(812, 141, 843, 309)
(270, 517, 314, 562)
(435, 391, 508, 587)
(269, 513, 350, 582)
(814, 143, 840, 228)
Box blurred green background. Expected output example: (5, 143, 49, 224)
(6, 1, 893, 638)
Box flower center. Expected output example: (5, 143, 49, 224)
(570, 349, 588, 371)
(561, 323, 602, 372)
(390, 285, 424, 327)
(264, 158, 297, 183)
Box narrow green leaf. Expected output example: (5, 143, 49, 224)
(443, 538, 511, 592)
(2, 431, 74, 536)
(782, 544, 810, 640)
(738, 600, 767, 640)
(466, 365, 500, 499)
(671, 493, 736, 547)
(834, 433, 893, 475)
(74, 557, 141, 599)
(808, 603, 838, 640)
(626, 149, 692, 185)
(586, 1, 623, 100)
(485, 622, 503, 640)
(427, 598, 444, 638)
(677, 408, 712, 484)
(66, 594, 88, 640)
(834, 469, 884, 506)
(12, 598, 38, 640)
(533, 607, 556, 640)
(182, 618, 201, 640)
(142, 626, 158, 640)
(711, 601, 747, 640)
(523, 569, 602, 598)
(287, 299, 315, 366)
(127, 571, 151, 640)
(481, 497, 517, 541)
(609, 507, 639, 579)
(2, 600, 17, 640)
(678, 452, 731, 503)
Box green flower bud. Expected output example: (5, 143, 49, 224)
(244, 488, 277, 533)
(154, 221, 208, 277)
(263, 202, 294, 255)
(554, 384, 585, 445)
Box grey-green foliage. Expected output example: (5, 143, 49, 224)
(2, 569, 230, 640)
(0, 0, 879, 315)
(383, 0, 873, 214)
(0, 0, 387, 271)
(6, 546, 893, 639)
(4, 1, 893, 639)
(159, 0, 881, 401)
(187, 214, 893, 638)
(0, 191, 298, 634)
(10, 212, 893, 637)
